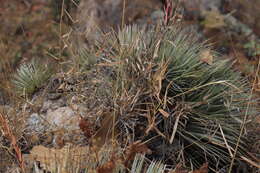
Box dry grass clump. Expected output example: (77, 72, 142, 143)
(78, 23, 255, 171)
(0, 111, 25, 173)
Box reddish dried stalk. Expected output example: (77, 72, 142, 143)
(163, 0, 174, 25)
(0, 112, 25, 173)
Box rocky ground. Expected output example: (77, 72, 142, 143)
(0, 0, 259, 172)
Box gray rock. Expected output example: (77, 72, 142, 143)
(40, 99, 66, 114)
(46, 106, 79, 130)
(27, 113, 46, 133)
(47, 93, 62, 100)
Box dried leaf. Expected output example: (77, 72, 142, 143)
(28, 134, 40, 144)
(200, 49, 213, 65)
(79, 118, 94, 138)
(53, 129, 65, 148)
(97, 155, 117, 173)
(192, 163, 208, 173)
(92, 112, 119, 149)
(158, 108, 170, 118)
(124, 140, 152, 167)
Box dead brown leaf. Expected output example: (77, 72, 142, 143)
(92, 112, 119, 149)
(79, 118, 94, 138)
(200, 49, 213, 65)
(53, 129, 65, 148)
(96, 155, 117, 173)
(124, 140, 152, 167)
(192, 163, 208, 173)
(158, 108, 170, 118)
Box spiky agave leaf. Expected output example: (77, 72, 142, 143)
(12, 59, 52, 96)
(81, 24, 253, 171)
(131, 154, 166, 173)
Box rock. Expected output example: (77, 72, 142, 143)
(27, 105, 86, 146)
(26, 113, 46, 133)
(40, 99, 66, 113)
(46, 106, 79, 130)
(47, 93, 62, 100)
(25, 71, 112, 146)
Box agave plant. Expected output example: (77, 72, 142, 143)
(12, 59, 52, 96)
(78, 24, 253, 172)
(130, 154, 166, 173)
